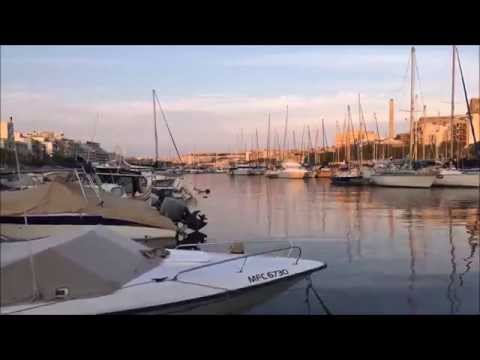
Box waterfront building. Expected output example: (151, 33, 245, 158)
(54, 138, 78, 158)
(76, 141, 109, 163)
(0, 118, 15, 150)
(335, 130, 379, 147)
(467, 98, 479, 145)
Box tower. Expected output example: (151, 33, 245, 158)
(388, 98, 395, 139)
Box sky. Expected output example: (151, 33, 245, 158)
(1, 45, 479, 158)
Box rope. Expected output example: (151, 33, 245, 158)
(415, 59, 426, 111)
(154, 92, 183, 163)
(305, 275, 332, 315)
(391, 49, 412, 105)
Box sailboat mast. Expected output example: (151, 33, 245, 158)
(409, 47, 416, 162)
(456, 46, 478, 155)
(282, 105, 289, 161)
(255, 128, 259, 167)
(300, 125, 305, 163)
(307, 125, 312, 165)
(321, 119, 326, 164)
(335, 120, 339, 163)
(152, 89, 159, 166)
(266, 113, 271, 168)
(358, 94, 363, 167)
(374, 112, 381, 161)
(241, 128, 244, 161)
(347, 105, 352, 164)
(450, 45, 456, 162)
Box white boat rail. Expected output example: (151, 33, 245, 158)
(171, 245, 302, 281)
(176, 240, 296, 257)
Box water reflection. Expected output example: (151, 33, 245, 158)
(190, 175, 479, 314)
(459, 217, 479, 287)
(407, 214, 417, 314)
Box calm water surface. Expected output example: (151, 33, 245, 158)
(188, 174, 479, 314)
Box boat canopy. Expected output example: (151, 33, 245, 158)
(0, 226, 163, 306)
(0, 180, 176, 230)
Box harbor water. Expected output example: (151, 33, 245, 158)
(188, 174, 479, 314)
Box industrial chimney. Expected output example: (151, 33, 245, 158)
(388, 99, 395, 139)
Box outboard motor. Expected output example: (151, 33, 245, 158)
(159, 197, 189, 223)
(176, 230, 208, 249)
(182, 210, 207, 231)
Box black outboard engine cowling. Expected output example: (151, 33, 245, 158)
(159, 197, 189, 223)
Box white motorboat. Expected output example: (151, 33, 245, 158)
(276, 161, 308, 179)
(0, 228, 327, 315)
(433, 168, 480, 188)
(370, 170, 436, 188)
(0, 180, 178, 248)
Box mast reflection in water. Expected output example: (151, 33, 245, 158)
(189, 174, 479, 314)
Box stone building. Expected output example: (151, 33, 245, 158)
(335, 130, 379, 147)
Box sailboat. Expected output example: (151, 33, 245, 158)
(316, 119, 332, 178)
(331, 104, 370, 185)
(371, 47, 436, 188)
(250, 129, 266, 175)
(432, 46, 480, 188)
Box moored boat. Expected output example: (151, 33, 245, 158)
(229, 164, 253, 176)
(331, 167, 369, 186)
(370, 170, 435, 188)
(0, 232, 327, 315)
(276, 161, 308, 179)
(316, 167, 332, 178)
(433, 168, 480, 187)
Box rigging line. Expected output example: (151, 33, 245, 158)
(154, 92, 183, 163)
(390, 50, 413, 97)
(415, 59, 426, 110)
(456, 47, 478, 150)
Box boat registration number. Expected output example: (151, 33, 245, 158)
(248, 269, 289, 284)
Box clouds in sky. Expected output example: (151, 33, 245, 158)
(1, 45, 478, 157)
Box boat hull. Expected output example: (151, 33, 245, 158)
(250, 168, 266, 176)
(265, 170, 279, 178)
(317, 170, 332, 178)
(231, 169, 252, 176)
(1, 255, 326, 315)
(331, 176, 368, 186)
(371, 175, 435, 188)
(433, 173, 479, 187)
(125, 270, 315, 314)
(276, 171, 307, 179)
